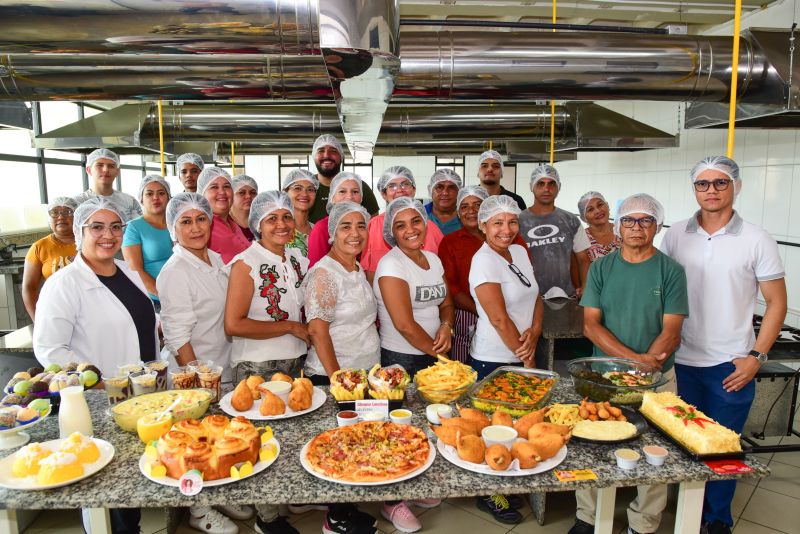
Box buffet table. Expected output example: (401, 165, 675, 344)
(0, 382, 769, 534)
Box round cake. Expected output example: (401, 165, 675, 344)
(156, 415, 259, 481)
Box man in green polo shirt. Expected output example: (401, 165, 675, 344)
(570, 193, 688, 534)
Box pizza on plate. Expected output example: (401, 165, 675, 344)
(305, 421, 430, 482)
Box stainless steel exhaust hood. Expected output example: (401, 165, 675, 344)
(685, 28, 800, 129)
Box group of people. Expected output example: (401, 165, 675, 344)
(21, 132, 786, 534)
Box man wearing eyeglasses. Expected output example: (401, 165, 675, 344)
(306, 134, 379, 223)
(660, 156, 786, 534)
(73, 148, 143, 223)
(571, 193, 688, 534)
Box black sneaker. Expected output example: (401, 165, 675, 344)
(506, 494, 525, 509)
(323, 507, 377, 534)
(254, 516, 298, 534)
(568, 518, 595, 534)
(704, 520, 732, 534)
(475, 495, 523, 525)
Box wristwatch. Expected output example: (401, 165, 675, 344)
(440, 321, 455, 336)
(748, 350, 768, 363)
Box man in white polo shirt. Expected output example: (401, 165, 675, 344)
(661, 156, 787, 534)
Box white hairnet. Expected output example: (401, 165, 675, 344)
(86, 148, 119, 168)
(428, 168, 463, 195)
(249, 191, 294, 239)
(478, 194, 521, 224)
(312, 134, 343, 158)
(47, 196, 78, 212)
(690, 156, 741, 197)
(138, 174, 171, 201)
(377, 166, 415, 193)
(231, 174, 259, 194)
(327, 201, 370, 245)
(613, 193, 665, 237)
(577, 191, 606, 223)
(165, 193, 212, 241)
(457, 185, 489, 209)
(477, 150, 504, 177)
(326, 171, 363, 213)
(176, 153, 204, 170)
(197, 166, 232, 195)
(73, 196, 127, 250)
(382, 197, 427, 247)
(530, 164, 561, 190)
(282, 168, 319, 191)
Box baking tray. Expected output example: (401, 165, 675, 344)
(468, 366, 559, 416)
(639, 411, 746, 461)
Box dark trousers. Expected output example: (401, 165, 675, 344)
(380, 348, 430, 379)
(468, 358, 522, 380)
(675, 362, 755, 527)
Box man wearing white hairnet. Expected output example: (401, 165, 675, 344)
(661, 156, 786, 534)
(424, 168, 463, 235)
(73, 148, 143, 222)
(306, 134, 379, 222)
(572, 193, 688, 534)
(476, 150, 526, 210)
(519, 164, 590, 298)
(176, 152, 204, 192)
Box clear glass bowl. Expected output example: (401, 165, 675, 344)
(566, 357, 667, 406)
(468, 367, 559, 417)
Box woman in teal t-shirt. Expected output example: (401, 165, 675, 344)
(122, 175, 173, 307)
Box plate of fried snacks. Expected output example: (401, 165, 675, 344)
(220, 373, 325, 420)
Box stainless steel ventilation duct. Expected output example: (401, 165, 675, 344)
(33, 102, 676, 153)
(0, 0, 400, 159)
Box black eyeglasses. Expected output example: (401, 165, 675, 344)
(619, 216, 657, 229)
(508, 263, 531, 287)
(694, 178, 733, 192)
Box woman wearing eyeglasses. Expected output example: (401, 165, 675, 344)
(577, 191, 621, 263)
(469, 195, 543, 379)
(361, 166, 444, 284)
(33, 196, 158, 371)
(22, 197, 78, 321)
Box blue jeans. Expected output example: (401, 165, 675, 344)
(675, 362, 755, 527)
(468, 358, 522, 380)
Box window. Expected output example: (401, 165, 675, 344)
(434, 156, 465, 179)
(0, 128, 36, 157)
(0, 161, 41, 209)
(39, 102, 79, 133)
(46, 164, 84, 200)
(342, 157, 374, 189)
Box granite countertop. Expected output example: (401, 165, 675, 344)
(542, 298, 584, 339)
(0, 325, 33, 352)
(0, 382, 769, 510)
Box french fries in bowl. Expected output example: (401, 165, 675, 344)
(414, 355, 477, 404)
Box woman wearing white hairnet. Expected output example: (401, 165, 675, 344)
(199, 167, 251, 264)
(362, 166, 444, 284)
(282, 168, 318, 256)
(122, 175, 173, 308)
(22, 196, 78, 321)
(157, 193, 251, 534)
(223, 191, 308, 533)
(230, 174, 259, 241)
(577, 191, 621, 262)
(307, 171, 363, 267)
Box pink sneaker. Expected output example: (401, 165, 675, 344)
(407, 498, 441, 509)
(381, 501, 422, 533)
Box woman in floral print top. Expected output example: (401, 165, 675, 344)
(578, 191, 621, 262)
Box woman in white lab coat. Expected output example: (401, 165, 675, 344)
(32, 196, 155, 534)
(33, 196, 158, 372)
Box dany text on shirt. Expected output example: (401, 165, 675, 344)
(526, 224, 567, 247)
(415, 284, 447, 302)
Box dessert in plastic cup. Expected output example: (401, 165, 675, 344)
(145, 361, 169, 391)
(170, 367, 197, 390)
(104, 374, 130, 406)
(130, 370, 158, 397)
(191, 362, 222, 403)
(118, 362, 145, 376)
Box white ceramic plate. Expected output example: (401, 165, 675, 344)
(219, 387, 326, 420)
(138, 437, 280, 487)
(436, 439, 567, 477)
(299, 438, 436, 486)
(0, 437, 115, 490)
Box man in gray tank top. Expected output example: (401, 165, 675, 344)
(518, 165, 591, 297)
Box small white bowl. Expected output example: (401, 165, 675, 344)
(260, 381, 291, 402)
(643, 445, 668, 466)
(389, 409, 412, 425)
(425, 404, 451, 425)
(481, 425, 518, 448)
(362, 411, 385, 422)
(615, 448, 641, 470)
(336, 410, 360, 427)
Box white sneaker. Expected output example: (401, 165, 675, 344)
(217, 505, 255, 520)
(288, 504, 328, 514)
(189, 508, 239, 534)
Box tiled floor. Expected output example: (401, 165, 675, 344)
(20, 415, 800, 534)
